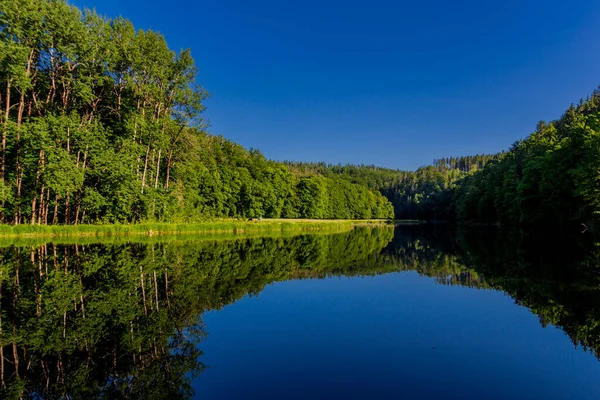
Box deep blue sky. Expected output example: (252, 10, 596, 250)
(70, 0, 600, 170)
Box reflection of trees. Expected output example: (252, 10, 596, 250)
(383, 226, 488, 288)
(0, 244, 205, 399)
(453, 228, 600, 360)
(0, 227, 394, 399)
(388, 226, 600, 360)
(2, 225, 599, 398)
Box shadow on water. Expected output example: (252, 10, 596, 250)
(386, 225, 600, 357)
(0, 225, 599, 398)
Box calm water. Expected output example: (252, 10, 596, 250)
(1, 226, 600, 399)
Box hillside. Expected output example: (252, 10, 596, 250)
(0, 0, 393, 224)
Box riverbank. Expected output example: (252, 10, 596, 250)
(0, 219, 394, 239)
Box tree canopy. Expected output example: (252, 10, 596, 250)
(295, 88, 600, 228)
(3, 0, 598, 227)
(0, 0, 394, 225)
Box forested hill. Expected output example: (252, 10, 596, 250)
(0, 0, 394, 224)
(3, 1, 597, 227)
(286, 154, 501, 220)
(291, 89, 600, 228)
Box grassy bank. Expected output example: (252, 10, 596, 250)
(0, 219, 392, 240)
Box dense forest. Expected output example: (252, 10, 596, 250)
(448, 94, 600, 227)
(293, 88, 600, 228)
(286, 154, 501, 220)
(3, 0, 598, 227)
(0, 0, 394, 225)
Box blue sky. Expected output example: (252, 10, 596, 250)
(70, 0, 600, 170)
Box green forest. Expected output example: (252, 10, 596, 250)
(0, 0, 394, 225)
(2, 0, 599, 228)
(294, 89, 600, 228)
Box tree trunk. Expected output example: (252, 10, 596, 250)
(30, 150, 43, 225)
(164, 270, 171, 311)
(82, 145, 88, 170)
(153, 270, 159, 311)
(140, 266, 147, 316)
(63, 311, 66, 339)
(65, 190, 70, 225)
(164, 149, 173, 190)
(74, 146, 88, 225)
(11, 258, 19, 377)
(150, 148, 155, 181)
(164, 125, 184, 191)
(44, 188, 49, 225)
(141, 142, 150, 193)
(12, 328, 18, 379)
(14, 167, 22, 225)
(37, 184, 44, 225)
(74, 202, 81, 225)
(14, 50, 36, 226)
(53, 193, 59, 225)
(2, 80, 10, 184)
(154, 149, 161, 188)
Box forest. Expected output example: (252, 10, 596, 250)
(286, 153, 501, 220)
(2, 0, 598, 228)
(0, 0, 394, 225)
(297, 88, 600, 228)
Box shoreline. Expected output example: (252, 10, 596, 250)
(0, 219, 400, 240)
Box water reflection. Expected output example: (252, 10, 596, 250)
(0, 228, 394, 398)
(0, 226, 599, 398)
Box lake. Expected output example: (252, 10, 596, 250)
(1, 226, 599, 399)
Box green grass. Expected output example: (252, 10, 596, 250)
(0, 219, 392, 240)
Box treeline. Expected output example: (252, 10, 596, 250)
(0, 0, 393, 225)
(405, 90, 600, 226)
(286, 154, 499, 219)
(184, 137, 394, 220)
(450, 92, 600, 226)
(6, 0, 594, 226)
(292, 88, 600, 227)
(431, 155, 502, 173)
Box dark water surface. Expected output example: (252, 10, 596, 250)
(1, 226, 600, 399)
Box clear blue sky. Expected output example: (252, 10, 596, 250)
(70, 0, 600, 170)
